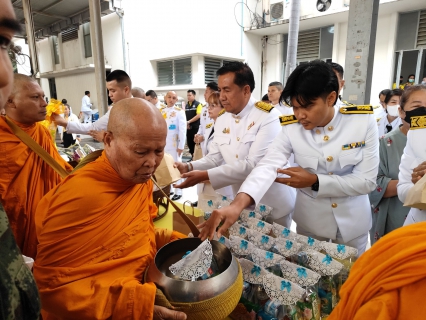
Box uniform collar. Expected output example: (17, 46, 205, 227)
(233, 96, 255, 119)
(313, 104, 340, 133)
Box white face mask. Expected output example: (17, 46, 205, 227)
(387, 104, 400, 117)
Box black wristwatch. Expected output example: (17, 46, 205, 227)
(311, 176, 319, 191)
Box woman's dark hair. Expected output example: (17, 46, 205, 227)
(216, 61, 255, 93)
(281, 60, 339, 107)
(61, 99, 67, 104)
(408, 74, 415, 79)
(400, 85, 426, 110)
(207, 91, 223, 108)
(384, 88, 403, 104)
(378, 89, 390, 98)
(206, 81, 218, 91)
(261, 93, 270, 102)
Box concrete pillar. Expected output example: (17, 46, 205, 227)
(342, 0, 380, 105)
(88, 0, 108, 116)
(284, 0, 301, 84)
(22, 0, 39, 78)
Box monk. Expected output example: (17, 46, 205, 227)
(34, 98, 187, 319)
(0, 74, 72, 258)
(329, 222, 426, 319)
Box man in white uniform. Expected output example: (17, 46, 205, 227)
(199, 61, 379, 255)
(52, 70, 132, 140)
(195, 82, 217, 156)
(268, 81, 293, 115)
(160, 91, 186, 200)
(146, 90, 164, 109)
(81, 91, 92, 123)
(174, 62, 296, 227)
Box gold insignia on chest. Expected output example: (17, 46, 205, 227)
(279, 115, 298, 126)
(162, 112, 167, 119)
(170, 111, 176, 118)
(410, 115, 426, 130)
(339, 105, 373, 114)
(255, 101, 274, 113)
(247, 121, 255, 130)
(206, 123, 213, 129)
(342, 141, 365, 150)
(222, 127, 230, 134)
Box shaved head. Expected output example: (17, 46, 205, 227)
(104, 98, 167, 184)
(6, 74, 47, 124)
(165, 91, 178, 107)
(131, 87, 146, 99)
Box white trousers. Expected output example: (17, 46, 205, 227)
(83, 111, 92, 123)
(166, 149, 182, 196)
(297, 225, 368, 257)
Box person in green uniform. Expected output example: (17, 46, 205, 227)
(368, 93, 411, 244)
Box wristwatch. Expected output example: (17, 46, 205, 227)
(311, 176, 319, 192)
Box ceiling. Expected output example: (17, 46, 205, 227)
(12, 0, 115, 39)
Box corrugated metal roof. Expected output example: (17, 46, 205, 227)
(12, 0, 114, 39)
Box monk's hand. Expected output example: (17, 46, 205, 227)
(275, 167, 318, 188)
(412, 161, 426, 184)
(174, 170, 208, 189)
(177, 148, 183, 156)
(52, 113, 67, 127)
(198, 193, 253, 240)
(89, 130, 106, 142)
(153, 305, 186, 320)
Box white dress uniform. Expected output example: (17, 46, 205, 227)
(197, 110, 234, 199)
(377, 115, 402, 137)
(397, 125, 426, 225)
(197, 104, 214, 156)
(238, 104, 379, 255)
(192, 97, 296, 227)
(274, 102, 294, 115)
(160, 105, 187, 195)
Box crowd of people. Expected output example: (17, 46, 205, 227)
(1, 1, 426, 318)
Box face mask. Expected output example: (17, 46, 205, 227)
(404, 106, 426, 125)
(387, 104, 400, 117)
(422, 81, 426, 85)
(409, 79, 415, 83)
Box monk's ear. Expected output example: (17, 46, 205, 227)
(104, 131, 113, 147)
(6, 97, 16, 110)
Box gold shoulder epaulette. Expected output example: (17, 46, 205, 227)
(279, 115, 298, 126)
(410, 115, 426, 130)
(160, 103, 166, 109)
(174, 106, 182, 111)
(342, 100, 356, 106)
(206, 123, 213, 129)
(255, 101, 274, 113)
(218, 109, 226, 117)
(339, 105, 373, 114)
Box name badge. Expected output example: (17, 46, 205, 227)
(169, 124, 176, 130)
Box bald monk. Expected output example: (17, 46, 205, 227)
(34, 98, 187, 320)
(329, 222, 426, 319)
(0, 74, 72, 258)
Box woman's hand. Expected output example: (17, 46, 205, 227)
(412, 161, 426, 184)
(173, 162, 188, 174)
(174, 171, 208, 189)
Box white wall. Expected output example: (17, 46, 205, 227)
(124, 0, 262, 97)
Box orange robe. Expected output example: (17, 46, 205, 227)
(329, 222, 426, 319)
(34, 151, 184, 320)
(0, 116, 72, 258)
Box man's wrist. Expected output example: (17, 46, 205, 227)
(311, 175, 319, 191)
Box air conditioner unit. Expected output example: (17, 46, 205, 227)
(315, 0, 350, 14)
(270, 0, 284, 22)
(284, 0, 349, 20)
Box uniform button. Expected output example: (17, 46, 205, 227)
(237, 137, 240, 141)
(328, 126, 334, 131)
(331, 203, 338, 208)
(315, 129, 321, 134)
(323, 135, 329, 141)
(327, 156, 333, 162)
(235, 119, 240, 123)
(328, 172, 333, 175)
(236, 154, 238, 158)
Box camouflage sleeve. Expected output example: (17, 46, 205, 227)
(0, 204, 41, 320)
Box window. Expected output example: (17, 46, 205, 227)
(83, 23, 92, 58)
(204, 57, 238, 83)
(52, 35, 59, 65)
(61, 28, 78, 43)
(157, 57, 192, 86)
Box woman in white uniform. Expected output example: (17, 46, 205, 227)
(397, 85, 426, 225)
(197, 91, 233, 200)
